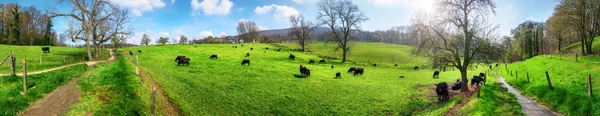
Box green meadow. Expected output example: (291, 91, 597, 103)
(0, 45, 109, 74)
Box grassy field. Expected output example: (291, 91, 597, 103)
(0, 45, 109, 73)
(66, 55, 150, 115)
(563, 36, 600, 53)
(499, 55, 599, 115)
(274, 42, 428, 66)
(457, 74, 524, 116)
(0, 64, 87, 115)
(120, 43, 487, 115)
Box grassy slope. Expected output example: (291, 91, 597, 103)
(500, 55, 599, 115)
(121, 43, 485, 115)
(0, 45, 109, 73)
(275, 42, 428, 66)
(66, 55, 149, 115)
(0, 64, 87, 115)
(563, 36, 600, 53)
(457, 73, 523, 116)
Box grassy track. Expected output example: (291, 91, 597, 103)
(500, 55, 599, 115)
(121, 43, 486, 115)
(66, 55, 149, 115)
(457, 75, 523, 116)
(0, 64, 87, 115)
(0, 45, 109, 73)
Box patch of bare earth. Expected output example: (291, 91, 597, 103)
(138, 65, 181, 116)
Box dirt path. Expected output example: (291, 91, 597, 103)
(496, 73, 562, 116)
(0, 51, 117, 77)
(445, 85, 477, 116)
(19, 49, 116, 116)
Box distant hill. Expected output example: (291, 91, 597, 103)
(259, 27, 331, 37)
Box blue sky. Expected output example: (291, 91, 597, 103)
(3, 0, 559, 45)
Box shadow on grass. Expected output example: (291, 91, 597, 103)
(293, 74, 307, 78)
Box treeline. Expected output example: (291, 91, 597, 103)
(0, 3, 57, 46)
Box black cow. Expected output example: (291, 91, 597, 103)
(308, 60, 315, 64)
(289, 54, 296, 60)
(451, 79, 462, 90)
(129, 51, 133, 55)
(495, 63, 499, 67)
(319, 59, 326, 64)
(331, 65, 334, 69)
(241, 60, 250, 65)
(443, 68, 446, 72)
(177, 58, 190, 66)
(394, 64, 398, 66)
(41, 47, 50, 53)
(471, 76, 483, 88)
(414, 66, 419, 70)
(234, 46, 237, 48)
(210, 54, 218, 59)
(175, 56, 186, 62)
(335, 72, 341, 78)
(435, 82, 449, 101)
(348, 67, 356, 73)
(138, 50, 142, 53)
(433, 71, 440, 79)
(277, 48, 281, 52)
(241, 44, 244, 47)
(265, 47, 269, 50)
(353, 68, 364, 76)
(246, 53, 250, 57)
(373, 64, 377, 67)
(489, 65, 492, 70)
(299, 65, 310, 76)
(250, 48, 253, 50)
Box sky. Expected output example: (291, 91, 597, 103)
(2, 0, 559, 45)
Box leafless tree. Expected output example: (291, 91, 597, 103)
(317, 0, 368, 62)
(412, 0, 499, 92)
(289, 15, 317, 52)
(237, 20, 260, 43)
(141, 33, 151, 46)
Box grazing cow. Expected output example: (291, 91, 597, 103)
(395, 64, 398, 66)
(265, 47, 269, 50)
(234, 46, 237, 48)
(399, 76, 405, 78)
(299, 65, 310, 76)
(443, 68, 446, 72)
(241, 44, 244, 47)
(471, 76, 483, 88)
(177, 58, 190, 66)
(210, 54, 218, 59)
(435, 82, 450, 101)
(241, 60, 250, 65)
(348, 67, 356, 73)
(331, 65, 334, 69)
(414, 66, 419, 70)
(138, 50, 142, 53)
(250, 48, 253, 50)
(319, 59, 326, 64)
(335, 72, 341, 78)
(246, 53, 250, 57)
(489, 65, 492, 70)
(277, 48, 281, 52)
(451, 79, 462, 90)
(41, 47, 50, 53)
(495, 63, 499, 67)
(129, 51, 133, 55)
(308, 60, 315, 64)
(433, 71, 440, 79)
(353, 68, 364, 76)
(289, 54, 296, 60)
(175, 56, 187, 62)
(373, 64, 377, 67)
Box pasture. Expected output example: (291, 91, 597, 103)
(0, 45, 109, 74)
(121, 43, 488, 115)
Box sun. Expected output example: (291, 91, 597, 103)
(415, 0, 436, 14)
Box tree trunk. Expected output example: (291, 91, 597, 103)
(581, 36, 586, 55)
(342, 48, 347, 63)
(85, 35, 93, 61)
(301, 44, 305, 52)
(558, 39, 562, 53)
(460, 68, 469, 92)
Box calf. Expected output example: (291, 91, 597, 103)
(471, 76, 483, 88)
(241, 60, 250, 65)
(308, 60, 315, 64)
(319, 59, 326, 64)
(433, 71, 440, 79)
(41, 47, 50, 53)
(138, 50, 142, 53)
(210, 54, 218, 59)
(353, 68, 364, 76)
(435, 82, 449, 101)
(177, 58, 190, 66)
(414, 66, 419, 70)
(348, 67, 356, 73)
(335, 72, 341, 78)
(451, 79, 462, 90)
(289, 54, 296, 60)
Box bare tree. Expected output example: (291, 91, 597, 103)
(317, 0, 368, 62)
(289, 15, 317, 52)
(179, 35, 188, 44)
(412, 0, 498, 92)
(141, 33, 151, 46)
(237, 20, 260, 43)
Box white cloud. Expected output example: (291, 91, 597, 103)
(160, 31, 170, 38)
(171, 0, 175, 4)
(254, 4, 300, 22)
(200, 31, 214, 38)
(291, 0, 316, 4)
(173, 29, 184, 35)
(107, 0, 166, 16)
(218, 32, 228, 37)
(238, 18, 249, 22)
(258, 25, 269, 31)
(191, 0, 234, 16)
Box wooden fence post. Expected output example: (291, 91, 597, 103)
(477, 86, 482, 98)
(151, 87, 156, 116)
(9, 50, 16, 75)
(22, 59, 27, 96)
(510, 70, 512, 76)
(546, 71, 554, 90)
(588, 74, 593, 97)
(527, 73, 530, 82)
(136, 56, 139, 76)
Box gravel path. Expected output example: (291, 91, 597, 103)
(496, 73, 562, 116)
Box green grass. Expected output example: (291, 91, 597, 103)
(414, 96, 463, 116)
(500, 55, 599, 115)
(0, 64, 87, 115)
(0, 45, 109, 73)
(120, 43, 487, 115)
(563, 36, 600, 53)
(274, 42, 428, 66)
(457, 83, 523, 115)
(66, 55, 148, 115)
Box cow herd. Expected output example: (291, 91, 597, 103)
(435, 72, 487, 101)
